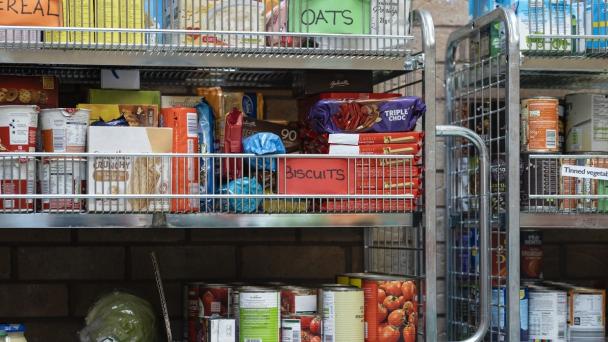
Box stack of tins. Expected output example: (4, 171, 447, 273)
(161, 107, 200, 213)
(0, 105, 39, 211)
(39, 108, 90, 212)
(337, 273, 418, 342)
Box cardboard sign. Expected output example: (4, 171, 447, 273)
(0, 0, 62, 26)
(288, 0, 371, 34)
(277, 158, 352, 194)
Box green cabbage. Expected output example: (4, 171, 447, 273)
(79, 292, 158, 342)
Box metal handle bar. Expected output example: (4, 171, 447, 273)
(437, 125, 491, 342)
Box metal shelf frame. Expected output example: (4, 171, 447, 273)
(0, 7, 439, 341)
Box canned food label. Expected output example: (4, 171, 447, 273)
(322, 292, 336, 342)
(572, 294, 604, 328)
(294, 295, 316, 314)
(240, 292, 279, 342)
(529, 291, 567, 341)
(8, 114, 29, 145)
(187, 112, 198, 138)
(281, 319, 301, 342)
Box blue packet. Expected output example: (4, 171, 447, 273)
(196, 99, 215, 212)
(221, 177, 263, 213)
(242, 132, 286, 172)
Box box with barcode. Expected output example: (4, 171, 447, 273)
(565, 93, 608, 152)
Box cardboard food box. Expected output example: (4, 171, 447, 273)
(328, 132, 424, 145)
(96, 0, 145, 44)
(521, 230, 543, 279)
(78, 104, 159, 126)
(0, 76, 58, 108)
(45, 0, 94, 43)
(87, 126, 172, 212)
(89, 89, 161, 106)
(565, 93, 608, 152)
(161, 96, 202, 109)
(243, 117, 300, 153)
(329, 143, 421, 155)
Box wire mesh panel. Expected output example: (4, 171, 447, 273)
(522, 154, 608, 213)
(0, 152, 422, 214)
(444, 8, 520, 342)
(0, 0, 414, 57)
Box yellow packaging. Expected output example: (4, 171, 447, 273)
(96, 0, 145, 44)
(45, 0, 94, 43)
(77, 104, 159, 126)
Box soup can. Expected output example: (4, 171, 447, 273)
(0, 105, 38, 212)
(322, 286, 364, 342)
(200, 284, 232, 317)
(39, 108, 89, 153)
(183, 282, 205, 342)
(521, 97, 560, 152)
(318, 284, 345, 314)
(280, 286, 317, 315)
(361, 274, 418, 342)
(239, 286, 280, 342)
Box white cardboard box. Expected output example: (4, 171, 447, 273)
(565, 93, 608, 152)
(87, 126, 173, 212)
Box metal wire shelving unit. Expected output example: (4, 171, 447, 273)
(444, 2, 608, 341)
(0, 3, 444, 341)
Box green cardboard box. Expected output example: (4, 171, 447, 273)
(288, 0, 371, 34)
(89, 89, 161, 106)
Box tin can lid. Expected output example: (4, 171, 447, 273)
(322, 286, 362, 292)
(239, 286, 278, 293)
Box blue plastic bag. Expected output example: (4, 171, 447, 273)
(242, 132, 286, 171)
(196, 99, 215, 212)
(220, 177, 263, 213)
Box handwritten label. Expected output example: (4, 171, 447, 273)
(288, 0, 371, 34)
(0, 0, 61, 27)
(561, 165, 608, 181)
(277, 159, 352, 194)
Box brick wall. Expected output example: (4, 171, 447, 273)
(0, 228, 363, 341)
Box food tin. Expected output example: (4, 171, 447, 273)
(200, 284, 232, 317)
(318, 284, 346, 314)
(281, 314, 322, 342)
(0, 105, 38, 211)
(335, 273, 368, 288)
(520, 153, 559, 212)
(39, 158, 86, 212)
(161, 107, 200, 213)
(322, 286, 364, 342)
(529, 288, 568, 342)
(39, 108, 90, 153)
(239, 286, 280, 342)
(280, 286, 317, 315)
(229, 282, 247, 341)
(184, 282, 205, 342)
(521, 231, 543, 280)
(521, 97, 560, 152)
(361, 274, 418, 342)
(561, 155, 602, 213)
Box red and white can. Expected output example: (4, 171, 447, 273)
(200, 284, 232, 317)
(362, 275, 418, 342)
(281, 314, 322, 342)
(280, 286, 318, 315)
(184, 282, 205, 342)
(0, 105, 38, 212)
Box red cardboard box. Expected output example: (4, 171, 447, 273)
(0, 76, 58, 108)
(323, 199, 417, 212)
(329, 143, 421, 156)
(328, 132, 424, 145)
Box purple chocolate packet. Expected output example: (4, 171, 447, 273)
(309, 96, 426, 134)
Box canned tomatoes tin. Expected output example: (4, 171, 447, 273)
(200, 284, 232, 317)
(280, 286, 317, 315)
(39, 108, 90, 153)
(0, 105, 38, 212)
(39, 158, 86, 212)
(281, 314, 322, 342)
(322, 286, 364, 342)
(521, 97, 560, 152)
(239, 286, 280, 342)
(361, 275, 418, 342)
(528, 288, 567, 342)
(184, 282, 205, 342)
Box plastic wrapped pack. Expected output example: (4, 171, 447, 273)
(243, 132, 286, 171)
